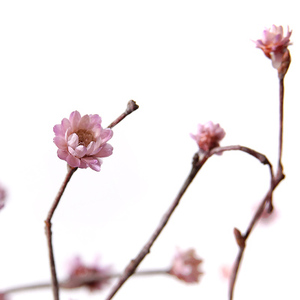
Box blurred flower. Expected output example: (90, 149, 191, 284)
(169, 248, 203, 283)
(191, 121, 225, 153)
(254, 25, 292, 69)
(53, 111, 113, 171)
(65, 256, 112, 291)
(0, 183, 7, 211)
(220, 264, 232, 281)
(0, 293, 8, 300)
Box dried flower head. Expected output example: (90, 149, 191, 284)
(254, 25, 292, 69)
(191, 121, 225, 153)
(53, 111, 113, 171)
(0, 184, 7, 211)
(65, 256, 112, 291)
(169, 248, 203, 283)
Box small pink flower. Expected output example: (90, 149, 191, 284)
(254, 25, 292, 69)
(169, 248, 203, 283)
(53, 111, 113, 171)
(191, 121, 225, 153)
(0, 184, 7, 211)
(66, 256, 112, 291)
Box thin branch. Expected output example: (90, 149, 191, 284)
(45, 166, 78, 300)
(105, 152, 207, 300)
(107, 100, 139, 129)
(1, 269, 170, 295)
(203, 145, 277, 300)
(278, 77, 284, 175)
(228, 171, 283, 300)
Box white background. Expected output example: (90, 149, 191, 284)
(0, 1, 299, 300)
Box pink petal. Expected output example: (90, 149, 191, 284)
(100, 128, 113, 143)
(69, 111, 81, 130)
(68, 133, 79, 148)
(54, 136, 67, 149)
(78, 114, 91, 129)
(66, 155, 81, 168)
(95, 143, 113, 158)
(57, 149, 68, 160)
(74, 145, 87, 158)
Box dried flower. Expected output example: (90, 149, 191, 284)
(191, 121, 225, 153)
(53, 111, 113, 171)
(169, 248, 203, 283)
(65, 256, 112, 291)
(254, 25, 292, 69)
(0, 183, 7, 211)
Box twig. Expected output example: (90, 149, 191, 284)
(0, 269, 169, 295)
(227, 59, 290, 299)
(228, 171, 283, 300)
(45, 166, 78, 300)
(105, 152, 207, 300)
(278, 77, 284, 175)
(201, 145, 277, 300)
(107, 100, 139, 129)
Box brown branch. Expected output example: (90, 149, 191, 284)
(45, 166, 78, 300)
(228, 171, 283, 300)
(104, 152, 208, 300)
(227, 56, 290, 299)
(204, 145, 277, 300)
(107, 100, 139, 129)
(1, 269, 170, 295)
(278, 77, 284, 175)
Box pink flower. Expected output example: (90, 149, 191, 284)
(191, 121, 225, 153)
(53, 111, 113, 171)
(169, 248, 203, 283)
(254, 25, 292, 69)
(65, 256, 112, 291)
(0, 184, 7, 211)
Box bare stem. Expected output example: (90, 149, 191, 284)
(278, 77, 284, 175)
(202, 145, 277, 300)
(107, 100, 139, 129)
(1, 269, 170, 295)
(105, 152, 207, 300)
(45, 166, 78, 300)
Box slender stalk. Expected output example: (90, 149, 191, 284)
(229, 171, 283, 300)
(278, 77, 284, 175)
(105, 152, 206, 300)
(1, 269, 169, 295)
(45, 166, 77, 300)
(107, 100, 139, 129)
(202, 145, 276, 300)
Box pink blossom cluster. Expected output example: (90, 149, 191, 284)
(66, 256, 112, 291)
(191, 121, 225, 153)
(53, 111, 113, 171)
(254, 25, 292, 69)
(169, 248, 203, 283)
